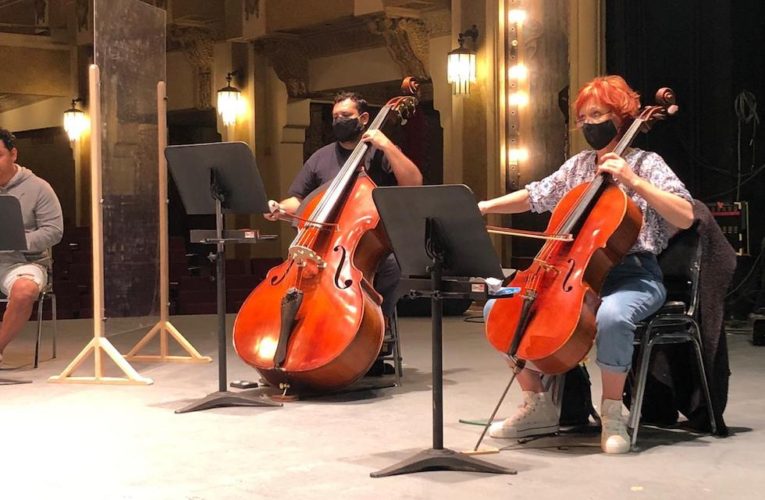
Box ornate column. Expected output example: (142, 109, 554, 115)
(169, 26, 215, 109)
(369, 16, 430, 80)
(253, 35, 309, 98)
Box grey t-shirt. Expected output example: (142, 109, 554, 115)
(0, 164, 63, 267)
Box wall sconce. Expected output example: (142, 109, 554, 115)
(447, 25, 479, 95)
(63, 98, 88, 142)
(217, 71, 243, 127)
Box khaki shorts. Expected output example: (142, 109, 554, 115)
(0, 263, 47, 297)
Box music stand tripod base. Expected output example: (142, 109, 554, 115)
(370, 448, 515, 477)
(175, 390, 281, 413)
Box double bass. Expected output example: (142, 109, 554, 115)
(485, 88, 679, 374)
(233, 79, 419, 393)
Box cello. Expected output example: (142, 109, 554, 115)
(485, 88, 679, 375)
(233, 79, 419, 393)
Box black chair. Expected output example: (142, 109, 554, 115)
(627, 226, 716, 449)
(380, 310, 403, 385)
(0, 266, 57, 368)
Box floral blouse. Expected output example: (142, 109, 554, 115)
(525, 148, 693, 255)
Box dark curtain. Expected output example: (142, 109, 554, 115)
(606, 0, 765, 317)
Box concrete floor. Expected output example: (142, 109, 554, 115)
(1, 311, 763, 499)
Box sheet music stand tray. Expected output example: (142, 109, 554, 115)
(0, 196, 32, 385)
(166, 142, 281, 412)
(370, 184, 515, 477)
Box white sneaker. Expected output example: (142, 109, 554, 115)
(489, 391, 560, 439)
(600, 399, 630, 454)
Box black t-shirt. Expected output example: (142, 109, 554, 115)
(287, 142, 397, 199)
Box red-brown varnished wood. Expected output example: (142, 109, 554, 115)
(486, 181, 643, 374)
(232, 175, 387, 392)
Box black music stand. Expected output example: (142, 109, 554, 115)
(370, 184, 515, 477)
(0, 196, 33, 385)
(166, 142, 281, 413)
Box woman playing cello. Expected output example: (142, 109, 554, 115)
(478, 75, 694, 453)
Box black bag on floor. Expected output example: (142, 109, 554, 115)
(559, 364, 596, 426)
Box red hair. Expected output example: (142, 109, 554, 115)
(574, 75, 640, 121)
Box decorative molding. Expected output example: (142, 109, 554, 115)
(253, 35, 309, 98)
(369, 17, 429, 80)
(245, 0, 261, 20)
(76, 0, 89, 32)
(302, 20, 384, 59)
(169, 26, 215, 109)
(34, 0, 48, 27)
(422, 8, 451, 37)
(140, 0, 168, 9)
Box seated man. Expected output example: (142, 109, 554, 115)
(265, 92, 422, 374)
(0, 128, 63, 364)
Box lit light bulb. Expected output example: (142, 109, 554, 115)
(508, 64, 528, 80)
(63, 100, 89, 141)
(508, 147, 529, 162)
(508, 9, 527, 25)
(509, 91, 529, 107)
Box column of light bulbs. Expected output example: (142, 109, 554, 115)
(506, 3, 528, 186)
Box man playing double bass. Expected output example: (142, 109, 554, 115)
(265, 91, 422, 373)
(478, 76, 694, 454)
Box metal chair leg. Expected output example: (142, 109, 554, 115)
(629, 328, 656, 450)
(34, 292, 45, 369)
(388, 311, 403, 386)
(51, 293, 57, 359)
(690, 331, 717, 435)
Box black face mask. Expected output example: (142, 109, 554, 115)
(582, 119, 618, 150)
(332, 116, 363, 142)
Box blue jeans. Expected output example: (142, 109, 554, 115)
(595, 252, 666, 373)
(483, 252, 666, 373)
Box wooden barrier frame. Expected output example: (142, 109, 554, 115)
(49, 65, 152, 385)
(124, 81, 212, 365)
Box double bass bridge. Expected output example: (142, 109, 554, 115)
(289, 245, 327, 268)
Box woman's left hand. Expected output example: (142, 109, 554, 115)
(597, 152, 639, 188)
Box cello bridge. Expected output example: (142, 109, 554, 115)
(289, 246, 327, 268)
(532, 258, 559, 275)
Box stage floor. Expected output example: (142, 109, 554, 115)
(1, 311, 763, 499)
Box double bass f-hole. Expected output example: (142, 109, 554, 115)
(333, 244, 353, 289)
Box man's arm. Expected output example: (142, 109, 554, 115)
(264, 195, 302, 221)
(362, 130, 422, 186)
(26, 183, 63, 253)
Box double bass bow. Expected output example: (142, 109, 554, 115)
(485, 88, 679, 375)
(232, 78, 419, 394)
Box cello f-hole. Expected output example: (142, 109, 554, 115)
(561, 259, 576, 292)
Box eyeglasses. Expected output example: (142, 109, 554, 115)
(575, 111, 612, 128)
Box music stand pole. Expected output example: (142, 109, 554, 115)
(430, 256, 445, 450)
(175, 194, 280, 413)
(214, 198, 228, 393)
(370, 220, 514, 477)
